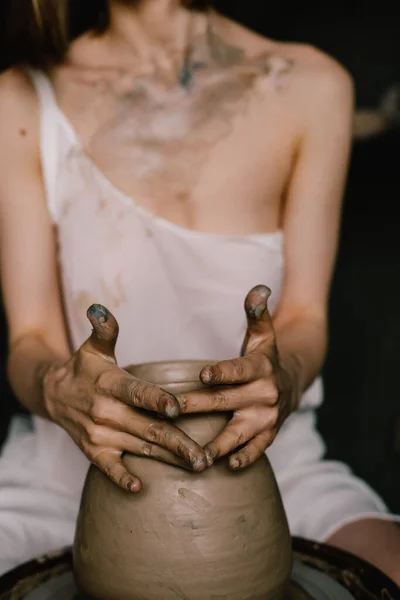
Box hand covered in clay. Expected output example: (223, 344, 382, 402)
(174, 285, 297, 470)
(42, 305, 207, 492)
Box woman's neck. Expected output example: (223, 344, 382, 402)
(107, 1, 209, 82)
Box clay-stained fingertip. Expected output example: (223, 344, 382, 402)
(250, 285, 271, 301)
(87, 303, 109, 323)
(245, 286, 272, 319)
(229, 456, 241, 470)
(163, 396, 180, 419)
(200, 366, 214, 384)
(204, 448, 215, 467)
(128, 479, 142, 494)
(191, 455, 208, 473)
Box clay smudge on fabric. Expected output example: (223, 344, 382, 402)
(100, 273, 127, 309)
(60, 196, 73, 218)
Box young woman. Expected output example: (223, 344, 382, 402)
(0, 0, 399, 581)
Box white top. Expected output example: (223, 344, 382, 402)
(27, 69, 323, 499)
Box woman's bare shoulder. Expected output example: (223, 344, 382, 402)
(283, 43, 354, 127)
(0, 68, 40, 162)
(0, 68, 39, 133)
(0, 67, 37, 105)
(216, 15, 353, 102)
(276, 41, 353, 88)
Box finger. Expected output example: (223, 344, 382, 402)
(107, 373, 181, 419)
(83, 304, 119, 360)
(130, 416, 207, 472)
(176, 382, 262, 415)
(85, 401, 207, 472)
(118, 433, 192, 470)
(204, 417, 254, 467)
(93, 448, 142, 493)
(85, 423, 193, 470)
(203, 415, 256, 465)
(241, 285, 277, 356)
(200, 355, 266, 386)
(228, 430, 274, 470)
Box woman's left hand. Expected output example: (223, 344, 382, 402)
(175, 285, 300, 470)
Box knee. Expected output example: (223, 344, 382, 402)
(327, 518, 400, 584)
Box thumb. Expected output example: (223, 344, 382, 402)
(241, 285, 276, 356)
(82, 304, 119, 361)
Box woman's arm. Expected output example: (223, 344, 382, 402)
(173, 52, 355, 467)
(273, 54, 355, 405)
(0, 69, 71, 418)
(0, 71, 208, 486)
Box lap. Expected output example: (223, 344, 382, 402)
(0, 417, 79, 575)
(268, 408, 396, 541)
(0, 486, 76, 575)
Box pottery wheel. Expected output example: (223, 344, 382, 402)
(1, 538, 398, 600)
(8, 563, 353, 600)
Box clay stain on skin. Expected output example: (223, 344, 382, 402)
(72, 26, 294, 207)
(176, 190, 190, 204)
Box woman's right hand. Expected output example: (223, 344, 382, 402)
(41, 304, 207, 493)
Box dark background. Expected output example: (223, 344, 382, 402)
(1, 1, 400, 509)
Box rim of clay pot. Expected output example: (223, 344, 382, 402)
(125, 360, 214, 386)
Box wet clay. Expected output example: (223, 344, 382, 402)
(73, 361, 292, 600)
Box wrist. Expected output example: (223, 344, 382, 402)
(36, 359, 67, 421)
(279, 356, 303, 414)
(7, 332, 70, 420)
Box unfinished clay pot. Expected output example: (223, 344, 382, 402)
(73, 360, 292, 600)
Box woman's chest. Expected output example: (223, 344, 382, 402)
(54, 64, 297, 234)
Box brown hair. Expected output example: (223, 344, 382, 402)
(3, 0, 211, 70)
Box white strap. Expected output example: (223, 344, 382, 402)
(26, 68, 60, 223)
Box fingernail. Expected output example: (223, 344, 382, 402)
(128, 480, 140, 493)
(88, 304, 109, 323)
(191, 455, 207, 472)
(163, 397, 180, 419)
(230, 457, 241, 470)
(200, 367, 213, 384)
(252, 285, 271, 300)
